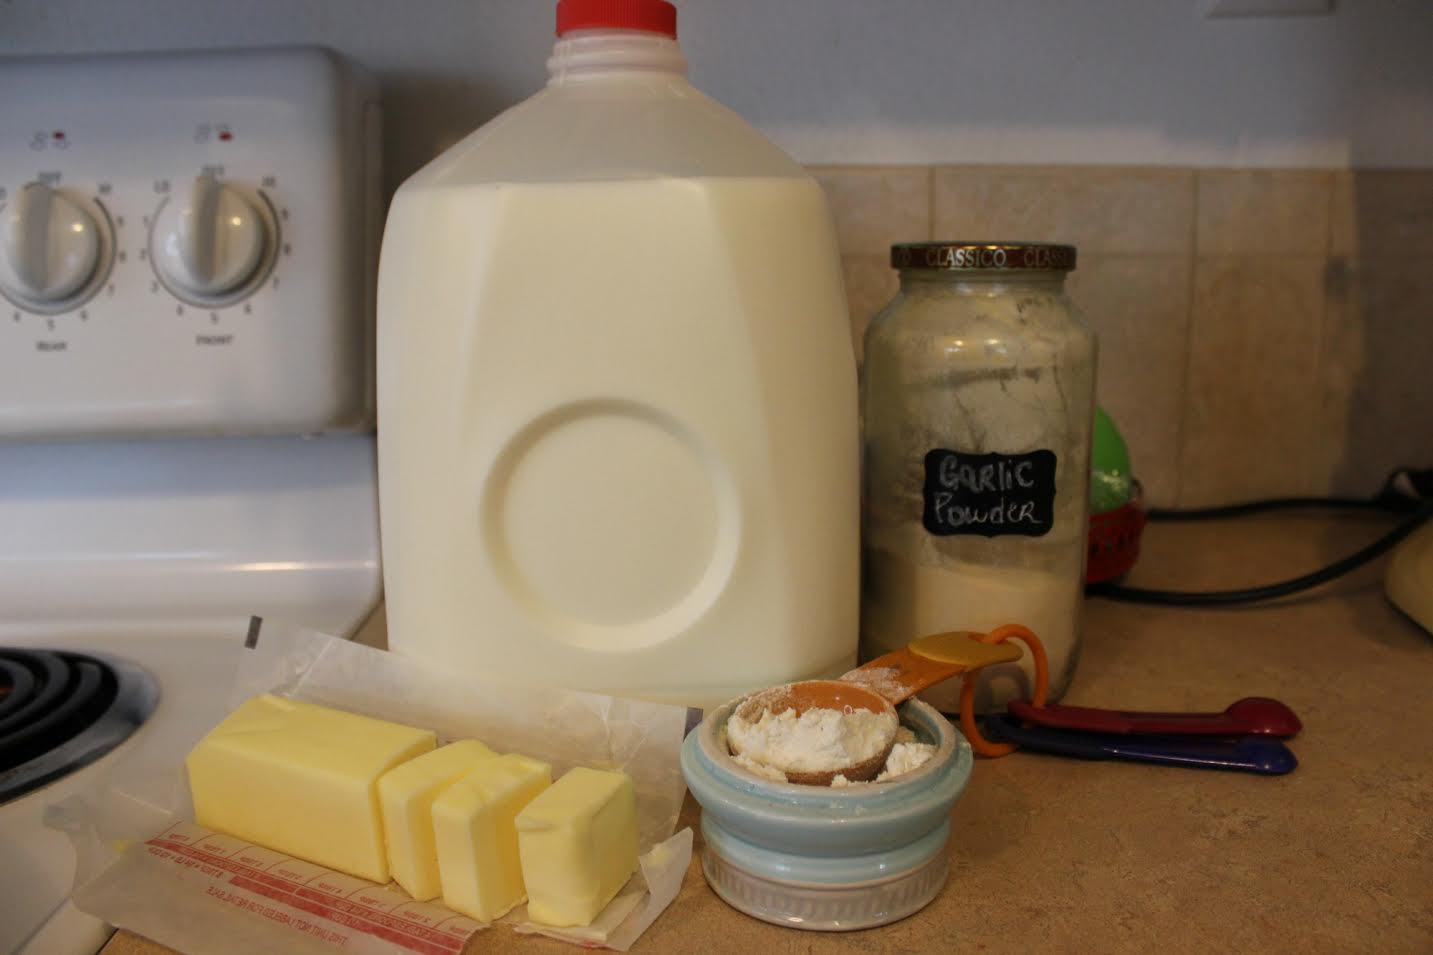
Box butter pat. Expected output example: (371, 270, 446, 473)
(516, 767, 639, 927)
(186, 694, 435, 882)
(379, 740, 498, 900)
(432, 753, 552, 921)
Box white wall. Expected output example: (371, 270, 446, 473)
(2, 0, 1430, 194)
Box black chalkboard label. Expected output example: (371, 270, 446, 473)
(922, 449, 1058, 538)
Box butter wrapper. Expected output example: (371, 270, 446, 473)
(48, 618, 693, 954)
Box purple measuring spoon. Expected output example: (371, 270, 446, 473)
(1007, 696, 1302, 738)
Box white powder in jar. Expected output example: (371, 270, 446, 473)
(730, 751, 788, 783)
(726, 701, 940, 785)
(790, 740, 935, 786)
(862, 526, 1082, 711)
(876, 741, 936, 780)
(861, 270, 1093, 712)
(726, 704, 897, 775)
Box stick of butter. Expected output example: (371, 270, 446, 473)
(432, 753, 552, 922)
(186, 694, 436, 882)
(515, 767, 639, 928)
(379, 739, 498, 901)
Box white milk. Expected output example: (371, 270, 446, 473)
(377, 25, 859, 709)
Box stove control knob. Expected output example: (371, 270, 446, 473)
(150, 176, 273, 305)
(0, 182, 105, 311)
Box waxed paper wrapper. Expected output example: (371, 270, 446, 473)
(47, 618, 693, 954)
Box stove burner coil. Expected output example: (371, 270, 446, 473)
(0, 649, 158, 804)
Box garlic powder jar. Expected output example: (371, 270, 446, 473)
(860, 243, 1096, 710)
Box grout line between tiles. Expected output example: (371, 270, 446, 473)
(926, 165, 937, 240)
(1173, 171, 1202, 506)
(1306, 171, 1341, 495)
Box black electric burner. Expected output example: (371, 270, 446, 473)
(0, 649, 158, 805)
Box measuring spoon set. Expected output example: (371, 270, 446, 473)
(985, 695, 1301, 776)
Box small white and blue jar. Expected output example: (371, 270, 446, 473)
(681, 696, 972, 931)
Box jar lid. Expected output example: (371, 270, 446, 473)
(891, 242, 1077, 272)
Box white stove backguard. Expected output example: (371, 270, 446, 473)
(0, 48, 380, 439)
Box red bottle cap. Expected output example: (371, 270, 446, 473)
(556, 0, 678, 38)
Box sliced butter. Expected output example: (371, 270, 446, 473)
(432, 753, 552, 922)
(378, 739, 498, 900)
(186, 694, 436, 882)
(515, 767, 639, 928)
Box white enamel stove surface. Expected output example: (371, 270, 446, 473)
(0, 46, 382, 955)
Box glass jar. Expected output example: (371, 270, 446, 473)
(861, 242, 1096, 711)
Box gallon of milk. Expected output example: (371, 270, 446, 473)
(377, 0, 859, 709)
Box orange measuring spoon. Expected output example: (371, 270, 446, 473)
(728, 631, 1024, 785)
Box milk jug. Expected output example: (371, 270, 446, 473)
(377, 0, 859, 709)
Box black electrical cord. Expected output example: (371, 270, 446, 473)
(1086, 469, 1433, 607)
(1144, 497, 1396, 522)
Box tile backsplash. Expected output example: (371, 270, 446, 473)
(813, 165, 1433, 508)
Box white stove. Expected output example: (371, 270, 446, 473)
(0, 48, 383, 954)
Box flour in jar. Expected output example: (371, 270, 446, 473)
(878, 739, 937, 781)
(830, 732, 937, 787)
(725, 703, 896, 776)
(862, 522, 1082, 712)
(725, 698, 936, 785)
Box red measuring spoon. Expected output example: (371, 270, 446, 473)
(1007, 696, 1301, 738)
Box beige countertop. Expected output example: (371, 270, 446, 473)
(104, 513, 1433, 954)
